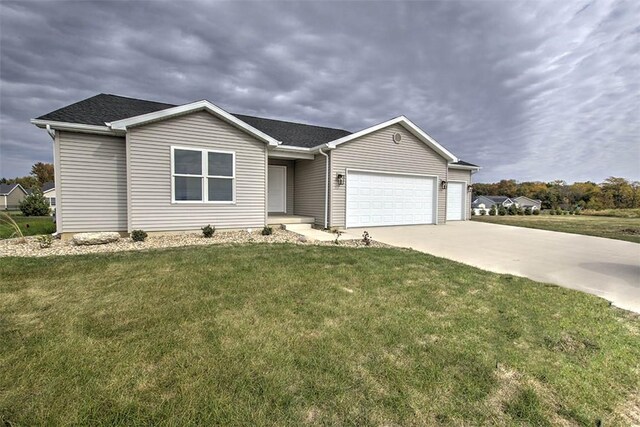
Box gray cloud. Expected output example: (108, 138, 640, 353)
(1, 0, 638, 182)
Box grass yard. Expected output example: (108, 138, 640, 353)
(0, 214, 55, 239)
(1, 245, 639, 426)
(472, 214, 640, 243)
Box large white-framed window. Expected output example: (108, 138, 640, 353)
(171, 146, 235, 203)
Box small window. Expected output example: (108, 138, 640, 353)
(172, 147, 235, 203)
(50, 197, 56, 207)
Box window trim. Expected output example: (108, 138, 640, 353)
(171, 146, 236, 204)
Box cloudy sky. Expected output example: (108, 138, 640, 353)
(1, 0, 638, 183)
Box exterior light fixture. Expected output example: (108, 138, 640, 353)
(467, 185, 473, 192)
(441, 180, 447, 190)
(337, 174, 345, 186)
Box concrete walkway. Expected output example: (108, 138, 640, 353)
(349, 222, 640, 313)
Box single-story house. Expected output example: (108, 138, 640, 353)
(513, 196, 542, 211)
(32, 94, 480, 238)
(42, 181, 56, 208)
(0, 183, 28, 210)
(471, 196, 515, 214)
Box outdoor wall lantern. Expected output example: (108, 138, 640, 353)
(440, 180, 447, 190)
(337, 174, 345, 186)
(467, 185, 473, 192)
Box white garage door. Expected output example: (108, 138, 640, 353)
(446, 181, 465, 221)
(346, 171, 436, 227)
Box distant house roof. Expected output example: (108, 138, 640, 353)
(36, 94, 352, 149)
(484, 196, 512, 204)
(42, 181, 55, 192)
(0, 183, 27, 196)
(513, 196, 541, 205)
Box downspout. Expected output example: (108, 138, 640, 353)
(46, 124, 59, 236)
(318, 147, 329, 229)
(46, 124, 55, 140)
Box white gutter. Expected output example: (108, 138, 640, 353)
(318, 147, 329, 229)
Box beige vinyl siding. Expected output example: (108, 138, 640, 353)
(447, 168, 472, 220)
(128, 111, 267, 231)
(268, 159, 294, 214)
(4, 187, 27, 210)
(294, 155, 326, 227)
(57, 131, 127, 232)
(330, 124, 448, 227)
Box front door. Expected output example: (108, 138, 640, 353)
(268, 165, 286, 213)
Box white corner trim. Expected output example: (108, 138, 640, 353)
(325, 116, 458, 162)
(30, 119, 115, 135)
(108, 100, 281, 146)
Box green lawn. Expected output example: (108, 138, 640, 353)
(1, 245, 638, 426)
(0, 214, 55, 239)
(472, 214, 640, 243)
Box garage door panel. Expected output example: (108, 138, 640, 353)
(346, 171, 436, 227)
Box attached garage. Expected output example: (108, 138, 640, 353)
(446, 181, 466, 221)
(346, 170, 437, 227)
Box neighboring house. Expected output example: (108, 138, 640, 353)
(42, 181, 56, 208)
(471, 196, 515, 214)
(513, 196, 542, 211)
(0, 183, 28, 210)
(31, 94, 480, 238)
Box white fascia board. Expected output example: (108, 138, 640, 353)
(30, 119, 115, 135)
(449, 164, 481, 171)
(108, 100, 281, 146)
(325, 116, 458, 162)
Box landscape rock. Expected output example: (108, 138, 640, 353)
(72, 232, 121, 246)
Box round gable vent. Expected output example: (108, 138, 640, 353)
(393, 132, 402, 144)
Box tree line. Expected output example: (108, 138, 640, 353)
(0, 162, 54, 189)
(473, 177, 640, 210)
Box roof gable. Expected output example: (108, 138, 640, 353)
(109, 100, 281, 146)
(326, 116, 457, 162)
(0, 183, 27, 196)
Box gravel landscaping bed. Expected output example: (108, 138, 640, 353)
(0, 229, 389, 258)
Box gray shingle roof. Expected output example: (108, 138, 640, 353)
(42, 181, 55, 192)
(451, 160, 478, 167)
(0, 183, 23, 195)
(36, 94, 352, 148)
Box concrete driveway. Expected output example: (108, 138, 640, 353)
(350, 222, 640, 313)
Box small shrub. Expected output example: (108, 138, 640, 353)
(19, 188, 50, 217)
(516, 207, 524, 216)
(549, 209, 556, 215)
(498, 207, 507, 216)
(261, 226, 273, 236)
(333, 229, 344, 245)
(202, 224, 215, 238)
(556, 208, 563, 215)
(362, 231, 372, 246)
(36, 234, 53, 248)
(508, 205, 518, 215)
(471, 209, 476, 216)
(489, 207, 497, 216)
(532, 209, 540, 215)
(524, 207, 532, 216)
(480, 209, 486, 216)
(131, 229, 148, 242)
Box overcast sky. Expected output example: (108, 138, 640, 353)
(1, 0, 638, 183)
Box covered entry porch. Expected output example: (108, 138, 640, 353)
(267, 154, 327, 228)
